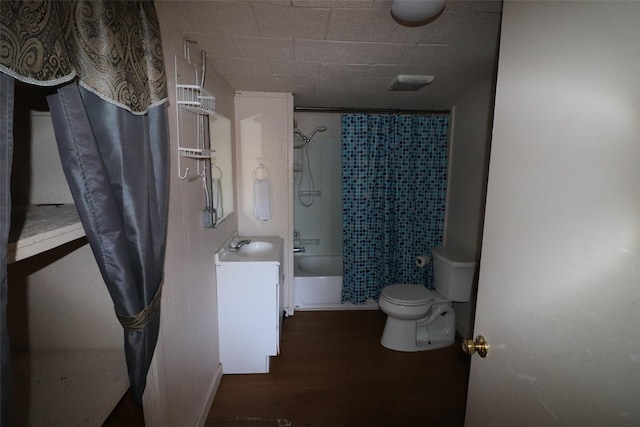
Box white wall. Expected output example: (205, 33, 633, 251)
(234, 92, 294, 313)
(293, 113, 342, 256)
(235, 92, 292, 240)
(447, 90, 494, 258)
(145, 5, 238, 425)
(447, 85, 496, 337)
(9, 110, 122, 351)
(8, 242, 121, 350)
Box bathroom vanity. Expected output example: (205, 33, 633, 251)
(214, 236, 284, 374)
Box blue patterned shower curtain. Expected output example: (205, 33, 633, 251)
(341, 114, 449, 305)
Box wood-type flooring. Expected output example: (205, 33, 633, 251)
(105, 310, 471, 426)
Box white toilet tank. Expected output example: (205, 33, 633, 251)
(431, 247, 477, 302)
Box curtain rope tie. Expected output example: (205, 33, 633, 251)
(117, 280, 164, 330)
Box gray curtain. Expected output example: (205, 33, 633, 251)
(47, 83, 169, 404)
(0, 72, 15, 427)
(0, 0, 169, 413)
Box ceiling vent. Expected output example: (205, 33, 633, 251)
(387, 75, 435, 91)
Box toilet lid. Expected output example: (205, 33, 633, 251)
(381, 284, 434, 306)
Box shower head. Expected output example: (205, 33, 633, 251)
(295, 129, 309, 144)
(294, 126, 327, 147)
(308, 126, 327, 140)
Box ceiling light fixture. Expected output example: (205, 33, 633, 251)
(387, 75, 435, 91)
(391, 0, 446, 26)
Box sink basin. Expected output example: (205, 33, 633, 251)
(215, 236, 282, 265)
(237, 241, 274, 255)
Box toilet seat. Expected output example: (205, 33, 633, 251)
(381, 284, 434, 306)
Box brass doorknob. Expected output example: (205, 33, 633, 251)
(462, 335, 488, 358)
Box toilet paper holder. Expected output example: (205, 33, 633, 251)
(415, 255, 431, 268)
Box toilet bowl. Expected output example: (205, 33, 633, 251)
(379, 247, 476, 352)
(379, 284, 455, 351)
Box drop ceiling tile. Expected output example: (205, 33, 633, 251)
(160, 0, 501, 110)
(467, 12, 502, 47)
(311, 75, 389, 92)
(270, 60, 320, 76)
(209, 56, 272, 76)
(397, 65, 462, 79)
(447, 44, 498, 70)
(295, 40, 409, 64)
(400, 44, 457, 67)
(326, 8, 397, 42)
(184, 33, 240, 58)
(449, 0, 503, 14)
(253, 2, 331, 39)
(389, 10, 478, 44)
(319, 63, 370, 78)
(224, 73, 295, 92)
(232, 37, 295, 60)
(294, 40, 350, 63)
(363, 64, 401, 78)
(372, 0, 394, 11)
(292, 0, 376, 8)
(294, 75, 331, 88)
(177, 1, 259, 36)
(252, 0, 291, 6)
(346, 77, 391, 91)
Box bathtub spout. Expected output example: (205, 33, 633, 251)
(293, 246, 306, 253)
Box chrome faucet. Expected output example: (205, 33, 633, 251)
(293, 246, 306, 253)
(229, 239, 251, 252)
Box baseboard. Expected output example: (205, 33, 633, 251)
(294, 300, 379, 311)
(196, 363, 224, 427)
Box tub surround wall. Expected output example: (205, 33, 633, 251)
(293, 113, 343, 256)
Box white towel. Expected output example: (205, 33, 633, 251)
(253, 178, 272, 221)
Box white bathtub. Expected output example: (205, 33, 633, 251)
(293, 255, 378, 311)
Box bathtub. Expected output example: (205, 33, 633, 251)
(293, 255, 378, 311)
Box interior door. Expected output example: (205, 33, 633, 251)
(465, 2, 640, 425)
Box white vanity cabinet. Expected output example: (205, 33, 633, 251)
(215, 237, 283, 374)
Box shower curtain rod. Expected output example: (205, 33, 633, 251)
(294, 106, 450, 115)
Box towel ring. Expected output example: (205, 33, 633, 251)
(211, 165, 223, 180)
(255, 164, 269, 180)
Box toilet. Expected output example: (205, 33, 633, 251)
(378, 247, 476, 352)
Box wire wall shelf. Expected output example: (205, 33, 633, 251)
(175, 39, 216, 180)
(176, 84, 216, 114)
(178, 148, 215, 159)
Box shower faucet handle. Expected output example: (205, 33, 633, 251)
(293, 231, 301, 240)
